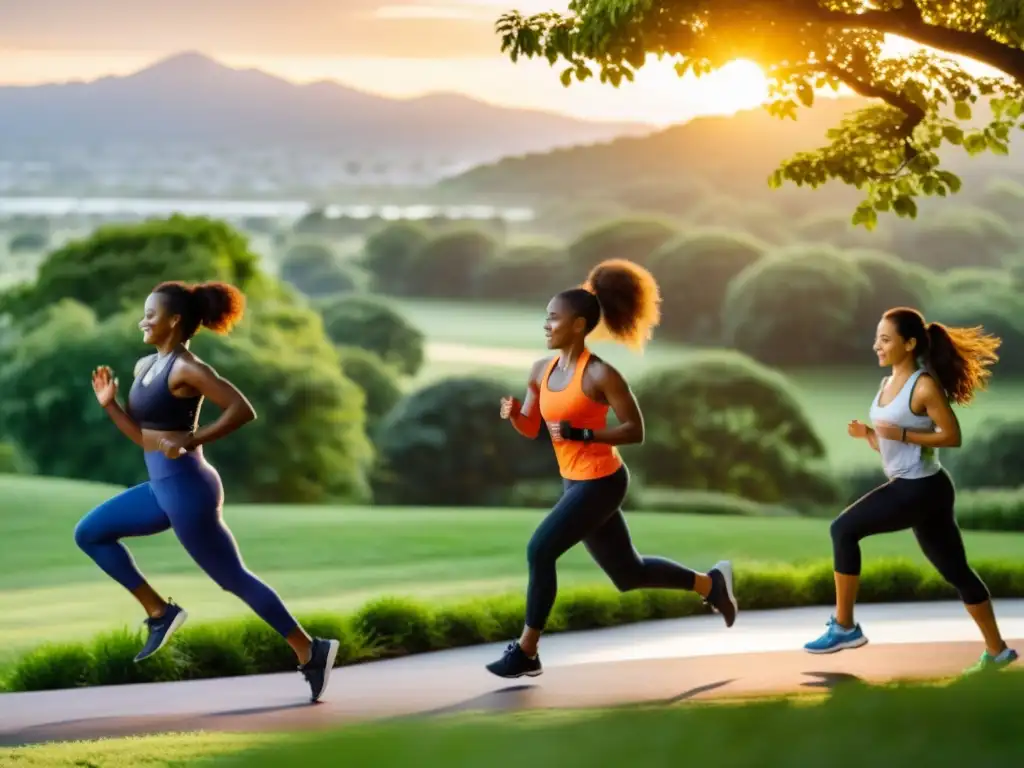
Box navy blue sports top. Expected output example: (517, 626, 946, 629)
(127, 350, 202, 432)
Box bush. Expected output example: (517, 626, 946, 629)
(474, 243, 569, 302)
(8, 557, 1024, 692)
(8, 231, 48, 253)
(796, 210, 892, 250)
(404, 228, 500, 299)
(567, 217, 679, 274)
(945, 418, 1024, 491)
(890, 209, 1016, 272)
(337, 345, 403, 436)
(647, 229, 767, 342)
(722, 246, 871, 366)
(629, 352, 839, 507)
(845, 250, 935, 352)
(0, 215, 268, 321)
(956, 488, 1024, 532)
(279, 242, 369, 298)
(372, 376, 558, 506)
(0, 305, 374, 503)
(361, 221, 432, 295)
(0, 439, 34, 475)
(318, 294, 426, 377)
(687, 198, 792, 244)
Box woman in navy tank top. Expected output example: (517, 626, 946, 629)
(75, 280, 340, 702)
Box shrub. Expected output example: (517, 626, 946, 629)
(474, 243, 569, 302)
(567, 217, 679, 274)
(404, 228, 500, 299)
(318, 294, 426, 377)
(337, 345, 403, 436)
(845, 250, 935, 341)
(361, 221, 432, 295)
(279, 242, 369, 298)
(372, 376, 558, 506)
(0, 439, 34, 475)
(629, 352, 839, 507)
(722, 245, 870, 366)
(8, 558, 1024, 692)
(945, 418, 1024, 491)
(956, 488, 1024, 532)
(890, 209, 1015, 272)
(647, 229, 767, 342)
(8, 231, 48, 253)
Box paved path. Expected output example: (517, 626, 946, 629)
(2, 600, 1023, 746)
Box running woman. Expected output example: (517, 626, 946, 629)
(485, 258, 738, 679)
(76, 280, 340, 702)
(804, 306, 1018, 674)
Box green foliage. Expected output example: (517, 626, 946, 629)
(722, 246, 871, 366)
(474, 242, 569, 302)
(0, 439, 34, 475)
(600, 178, 709, 218)
(0, 215, 266, 320)
(647, 229, 767, 342)
(405, 228, 500, 299)
(926, 289, 1024, 374)
(889, 209, 1016, 272)
(845, 249, 935, 342)
(629, 352, 839, 507)
(946, 418, 1024, 491)
(318, 294, 426, 376)
(567, 216, 679, 274)
(8, 557, 1024, 692)
(279, 241, 369, 298)
(495, 1, 1024, 222)
(337, 345, 404, 436)
(797, 210, 892, 250)
(372, 375, 557, 506)
(361, 221, 432, 295)
(0, 306, 374, 503)
(955, 487, 1024, 532)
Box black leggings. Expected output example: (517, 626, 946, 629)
(525, 465, 698, 631)
(830, 468, 990, 605)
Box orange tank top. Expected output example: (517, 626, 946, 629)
(539, 348, 623, 481)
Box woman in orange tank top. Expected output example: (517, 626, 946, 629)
(485, 259, 738, 680)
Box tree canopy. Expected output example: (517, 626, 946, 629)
(497, 0, 1024, 226)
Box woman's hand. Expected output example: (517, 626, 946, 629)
(847, 419, 873, 439)
(92, 366, 118, 408)
(158, 435, 193, 459)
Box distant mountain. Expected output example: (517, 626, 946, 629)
(0, 52, 651, 163)
(440, 95, 1021, 198)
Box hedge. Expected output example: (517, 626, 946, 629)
(6, 558, 1024, 693)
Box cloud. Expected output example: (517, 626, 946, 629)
(0, 0, 544, 58)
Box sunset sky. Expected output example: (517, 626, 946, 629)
(0, 0, 776, 125)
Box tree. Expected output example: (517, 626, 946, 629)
(845, 249, 935, 342)
(8, 232, 48, 254)
(0, 215, 268, 321)
(474, 242, 569, 302)
(567, 216, 679, 274)
(0, 306, 374, 503)
(722, 245, 871, 366)
(337, 345, 404, 436)
(889, 208, 1016, 271)
(318, 295, 426, 376)
(497, 1, 1024, 225)
(372, 376, 558, 506)
(404, 228, 500, 299)
(647, 229, 767, 342)
(629, 352, 838, 506)
(361, 221, 432, 295)
(945, 418, 1024, 490)
(279, 242, 370, 298)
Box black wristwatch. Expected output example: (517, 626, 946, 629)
(560, 421, 594, 442)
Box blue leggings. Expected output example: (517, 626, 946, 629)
(73, 449, 299, 638)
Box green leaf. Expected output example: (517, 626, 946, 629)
(936, 170, 962, 192)
(892, 195, 918, 219)
(796, 81, 814, 108)
(987, 135, 1010, 155)
(942, 125, 964, 145)
(963, 133, 988, 155)
(560, 67, 573, 87)
(767, 169, 784, 189)
(954, 101, 972, 120)
(903, 81, 928, 111)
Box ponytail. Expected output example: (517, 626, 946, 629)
(580, 258, 661, 350)
(925, 321, 1000, 405)
(153, 280, 246, 340)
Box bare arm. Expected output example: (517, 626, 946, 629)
(504, 358, 546, 439)
(104, 401, 144, 447)
(873, 375, 962, 448)
(583, 363, 644, 446)
(95, 363, 144, 447)
(175, 359, 257, 449)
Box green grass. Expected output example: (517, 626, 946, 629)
(4, 672, 1022, 767)
(392, 297, 1024, 470)
(5, 474, 1024, 667)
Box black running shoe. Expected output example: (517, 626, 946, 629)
(485, 641, 543, 679)
(300, 637, 340, 703)
(134, 601, 188, 662)
(704, 560, 738, 628)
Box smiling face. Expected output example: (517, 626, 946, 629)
(543, 296, 585, 350)
(138, 292, 180, 347)
(873, 316, 916, 367)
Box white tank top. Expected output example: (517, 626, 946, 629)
(867, 368, 942, 480)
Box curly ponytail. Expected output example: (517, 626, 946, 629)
(883, 307, 1000, 405)
(153, 280, 246, 340)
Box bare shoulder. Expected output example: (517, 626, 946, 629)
(586, 354, 627, 387)
(529, 356, 554, 381)
(133, 354, 156, 377)
(915, 371, 944, 399)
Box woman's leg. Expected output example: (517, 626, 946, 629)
(73, 482, 186, 661)
(154, 463, 339, 701)
(804, 479, 919, 654)
(911, 472, 1018, 671)
(485, 470, 626, 679)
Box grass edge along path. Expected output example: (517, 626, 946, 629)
(2, 670, 1022, 767)
(6, 557, 1024, 694)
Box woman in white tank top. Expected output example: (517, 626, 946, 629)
(803, 307, 1017, 675)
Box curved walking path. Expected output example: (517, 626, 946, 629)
(2, 600, 1023, 747)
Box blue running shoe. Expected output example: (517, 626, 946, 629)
(134, 601, 188, 662)
(803, 616, 868, 654)
(485, 641, 543, 679)
(963, 646, 1019, 676)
